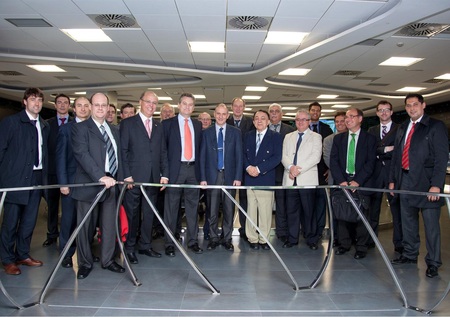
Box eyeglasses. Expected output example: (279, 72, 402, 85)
(295, 118, 310, 123)
(377, 108, 391, 113)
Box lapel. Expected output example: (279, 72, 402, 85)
(87, 118, 105, 142)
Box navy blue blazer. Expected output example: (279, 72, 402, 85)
(162, 115, 202, 182)
(47, 115, 73, 176)
(243, 129, 282, 187)
(0, 110, 49, 204)
(55, 120, 77, 187)
(200, 124, 243, 185)
(330, 129, 377, 188)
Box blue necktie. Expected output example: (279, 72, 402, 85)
(293, 132, 304, 165)
(100, 125, 117, 177)
(217, 127, 224, 170)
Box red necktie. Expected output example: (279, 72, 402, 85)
(184, 119, 193, 160)
(401, 123, 415, 170)
(60, 117, 66, 125)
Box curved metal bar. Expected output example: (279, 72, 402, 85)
(38, 187, 107, 305)
(221, 187, 300, 291)
(342, 188, 409, 309)
(300, 188, 335, 290)
(140, 186, 220, 295)
(115, 184, 141, 286)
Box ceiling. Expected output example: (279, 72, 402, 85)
(0, 0, 449, 119)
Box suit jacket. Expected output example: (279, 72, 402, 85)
(162, 115, 202, 182)
(312, 121, 333, 185)
(368, 122, 399, 187)
(272, 122, 295, 183)
(330, 129, 377, 189)
(243, 129, 282, 186)
(226, 115, 255, 136)
(282, 129, 322, 186)
(200, 124, 243, 185)
(389, 114, 448, 208)
(55, 120, 77, 187)
(0, 110, 49, 204)
(120, 115, 168, 183)
(47, 116, 73, 176)
(71, 117, 122, 202)
(323, 133, 337, 185)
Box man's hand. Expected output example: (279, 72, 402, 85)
(124, 176, 134, 190)
(247, 166, 259, 177)
(99, 176, 116, 189)
(348, 180, 360, 192)
(233, 180, 241, 186)
(60, 187, 70, 195)
(160, 177, 168, 191)
(427, 186, 440, 202)
(388, 182, 395, 196)
(385, 145, 394, 153)
(289, 165, 301, 180)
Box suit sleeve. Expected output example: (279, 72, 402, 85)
(234, 129, 243, 181)
(55, 126, 68, 184)
(353, 133, 377, 186)
(330, 135, 347, 184)
(430, 120, 449, 189)
(199, 131, 208, 182)
(323, 134, 333, 169)
(301, 133, 323, 173)
(119, 121, 132, 179)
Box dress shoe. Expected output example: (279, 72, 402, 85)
(332, 239, 341, 247)
(188, 243, 203, 254)
(77, 266, 92, 279)
(93, 256, 100, 262)
(103, 261, 125, 273)
(335, 247, 350, 255)
(282, 241, 297, 248)
(165, 246, 175, 257)
(278, 236, 288, 243)
(249, 242, 260, 250)
(259, 243, 270, 250)
(175, 233, 183, 242)
(42, 237, 57, 247)
(394, 246, 404, 254)
(4, 263, 21, 275)
(354, 251, 366, 259)
(207, 241, 218, 250)
(16, 257, 43, 267)
(127, 252, 138, 264)
(139, 249, 162, 258)
(308, 243, 319, 250)
(222, 241, 234, 251)
(426, 265, 438, 278)
(391, 255, 417, 265)
(61, 257, 73, 268)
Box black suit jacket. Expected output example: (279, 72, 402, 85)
(162, 115, 202, 182)
(71, 117, 122, 202)
(47, 116, 73, 176)
(120, 115, 168, 183)
(389, 114, 448, 208)
(368, 122, 399, 187)
(0, 110, 49, 204)
(330, 129, 377, 189)
(55, 120, 77, 186)
(226, 115, 255, 136)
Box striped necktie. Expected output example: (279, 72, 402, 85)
(100, 125, 117, 176)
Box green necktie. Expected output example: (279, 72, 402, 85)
(347, 133, 356, 174)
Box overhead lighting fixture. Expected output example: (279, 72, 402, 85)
(282, 107, 297, 110)
(321, 109, 336, 113)
(27, 65, 66, 72)
(189, 41, 225, 53)
(242, 95, 261, 100)
(396, 87, 425, 92)
(435, 73, 450, 80)
(148, 87, 162, 90)
(332, 104, 351, 108)
(74, 91, 86, 95)
(318, 94, 338, 99)
(245, 107, 253, 111)
(379, 57, 423, 66)
(265, 31, 308, 45)
(285, 112, 297, 116)
(245, 86, 268, 92)
(61, 29, 112, 42)
(193, 94, 206, 99)
(278, 68, 311, 76)
(158, 96, 173, 101)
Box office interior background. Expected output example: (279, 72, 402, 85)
(0, 0, 449, 316)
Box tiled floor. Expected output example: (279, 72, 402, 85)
(0, 196, 449, 316)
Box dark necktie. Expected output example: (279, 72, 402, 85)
(312, 124, 318, 133)
(234, 120, 240, 127)
(293, 132, 304, 165)
(100, 125, 117, 176)
(401, 123, 415, 170)
(31, 119, 39, 167)
(271, 124, 280, 132)
(381, 125, 387, 139)
(217, 127, 224, 170)
(60, 117, 66, 125)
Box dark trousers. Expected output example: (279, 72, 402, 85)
(45, 174, 61, 238)
(59, 193, 77, 257)
(274, 181, 289, 238)
(338, 195, 370, 252)
(164, 164, 199, 247)
(237, 188, 247, 234)
(315, 188, 327, 237)
(0, 170, 43, 265)
(123, 185, 158, 252)
(286, 188, 318, 245)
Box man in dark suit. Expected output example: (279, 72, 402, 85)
(368, 100, 402, 253)
(120, 91, 168, 264)
(71, 92, 125, 279)
(162, 93, 203, 257)
(389, 93, 448, 278)
(0, 87, 49, 275)
(56, 96, 91, 268)
(43, 93, 72, 247)
(309, 102, 333, 240)
(243, 110, 282, 250)
(268, 103, 295, 242)
(200, 104, 243, 252)
(330, 108, 376, 259)
(226, 97, 255, 239)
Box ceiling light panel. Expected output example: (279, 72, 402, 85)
(189, 41, 225, 53)
(245, 86, 268, 91)
(61, 29, 112, 42)
(264, 31, 308, 44)
(435, 73, 450, 80)
(396, 87, 425, 92)
(27, 65, 66, 72)
(379, 57, 424, 66)
(278, 68, 311, 76)
(317, 94, 338, 99)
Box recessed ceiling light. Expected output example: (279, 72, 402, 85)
(245, 107, 253, 111)
(27, 65, 66, 72)
(317, 94, 339, 99)
(148, 87, 162, 90)
(242, 95, 261, 100)
(435, 73, 450, 80)
(379, 57, 423, 66)
(321, 109, 336, 113)
(332, 104, 351, 108)
(158, 96, 173, 101)
(264, 31, 308, 45)
(61, 29, 112, 42)
(278, 68, 311, 76)
(193, 94, 206, 99)
(285, 112, 297, 116)
(245, 86, 268, 92)
(396, 87, 426, 92)
(189, 41, 225, 53)
(282, 107, 297, 110)
(74, 91, 86, 95)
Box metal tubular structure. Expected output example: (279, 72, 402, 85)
(140, 185, 220, 295)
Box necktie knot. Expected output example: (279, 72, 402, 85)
(60, 117, 66, 125)
(31, 119, 37, 126)
(234, 120, 240, 127)
(312, 124, 318, 132)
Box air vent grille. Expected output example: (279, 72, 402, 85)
(424, 79, 446, 84)
(0, 71, 24, 76)
(334, 70, 363, 76)
(394, 23, 450, 37)
(89, 14, 139, 28)
(228, 16, 271, 30)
